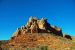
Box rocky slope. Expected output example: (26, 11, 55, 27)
(0, 17, 74, 50)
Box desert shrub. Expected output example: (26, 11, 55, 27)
(25, 46, 48, 50)
(40, 46, 48, 50)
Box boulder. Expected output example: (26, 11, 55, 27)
(63, 34, 72, 40)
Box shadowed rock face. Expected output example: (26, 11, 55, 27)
(12, 17, 63, 37)
(49, 26, 63, 36)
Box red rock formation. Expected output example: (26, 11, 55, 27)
(12, 17, 63, 37)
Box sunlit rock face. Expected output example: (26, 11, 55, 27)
(12, 16, 63, 37)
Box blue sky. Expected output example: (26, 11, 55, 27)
(0, 0, 75, 40)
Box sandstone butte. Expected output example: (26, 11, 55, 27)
(0, 16, 75, 50)
(12, 16, 63, 37)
